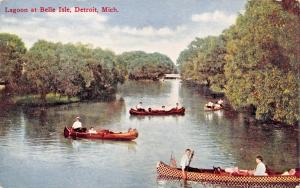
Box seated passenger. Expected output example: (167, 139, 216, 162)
(225, 167, 249, 176)
(136, 102, 145, 111)
(175, 102, 182, 110)
(214, 103, 222, 109)
(72, 116, 86, 132)
(206, 101, 215, 108)
(225, 167, 239, 174)
(88, 127, 97, 134)
(248, 155, 268, 176)
(217, 99, 224, 106)
(170, 103, 180, 111)
(282, 168, 296, 176)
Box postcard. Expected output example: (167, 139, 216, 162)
(0, 0, 299, 187)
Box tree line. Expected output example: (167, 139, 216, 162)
(117, 51, 175, 80)
(0, 35, 175, 102)
(178, 0, 300, 125)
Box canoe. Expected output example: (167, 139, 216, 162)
(129, 107, 185, 115)
(156, 161, 300, 187)
(204, 105, 223, 111)
(64, 127, 138, 141)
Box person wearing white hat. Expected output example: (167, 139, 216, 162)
(72, 116, 83, 132)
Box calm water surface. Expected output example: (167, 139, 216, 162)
(0, 80, 299, 188)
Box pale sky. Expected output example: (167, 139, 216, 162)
(0, 0, 247, 63)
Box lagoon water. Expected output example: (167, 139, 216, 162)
(0, 80, 299, 188)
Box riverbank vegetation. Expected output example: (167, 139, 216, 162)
(117, 51, 175, 80)
(0, 35, 175, 105)
(178, 0, 300, 125)
(13, 93, 79, 106)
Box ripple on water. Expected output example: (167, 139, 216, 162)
(0, 80, 298, 188)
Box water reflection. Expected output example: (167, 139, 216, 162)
(0, 80, 298, 188)
(157, 178, 245, 188)
(118, 80, 172, 98)
(129, 114, 183, 121)
(65, 138, 137, 152)
(179, 82, 299, 172)
(156, 178, 294, 188)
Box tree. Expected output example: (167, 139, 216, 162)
(224, 0, 300, 125)
(24, 41, 126, 101)
(81, 47, 124, 100)
(53, 43, 89, 98)
(23, 40, 60, 101)
(117, 51, 175, 80)
(0, 33, 26, 93)
(177, 36, 227, 90)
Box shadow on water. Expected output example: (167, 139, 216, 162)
(156, 177, 296, 188)
(3, 98, 128, 148)
(63, 137, 137, 152)
(129, 114, 185, 121)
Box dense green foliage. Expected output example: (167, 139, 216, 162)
(0, 33, 26, 93)
(23, 40, 125, 101)
(225, 0, 300, 125)
(178, 0, 300, 125)
(0, 36, 175, 103)
(117, 51, 175, 80)
(178, 36, 227, 91)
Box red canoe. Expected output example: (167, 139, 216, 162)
(157, 161, 300, 187)
(64, 127, 138, 141)
(129, 107, 185, 115)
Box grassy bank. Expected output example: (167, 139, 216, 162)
(13, 93, 80, 106)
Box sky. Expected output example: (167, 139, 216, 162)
(0, 0, 247, 63)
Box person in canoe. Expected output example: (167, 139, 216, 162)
(248, 155, 267, 176)
(88, 127, 97, 134)
(136, 101, 145, 112)
(282, 168, 296, 176)
(214, 99, 224, 109)
(217, 99, 224, 106)
(72, 116, 86, 132)
(180, 149, 193, 180)
(205, 101, 215, 109)
(170, 103, 180, 111)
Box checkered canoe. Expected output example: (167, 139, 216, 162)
(156, 161, 300, 187)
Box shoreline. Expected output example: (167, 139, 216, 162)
(1, 80, 298, 127)
(181, 80, 299, 127)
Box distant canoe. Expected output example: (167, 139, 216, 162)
(156, 161, 300, 187)
(64, 127, 138, 141)
(204, 105, 223, 111)
(129, 107, 185, 115)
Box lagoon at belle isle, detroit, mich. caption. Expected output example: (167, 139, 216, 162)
(4, 6, 118, 14)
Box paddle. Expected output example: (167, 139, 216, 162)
(187, 150, 194, 167)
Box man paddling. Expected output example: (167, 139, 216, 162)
(180, 149, 193, 180)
